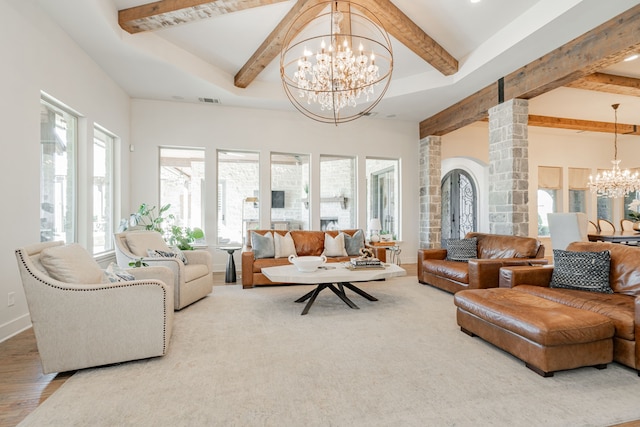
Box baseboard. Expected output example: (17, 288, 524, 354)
(0, 313, 32, 344)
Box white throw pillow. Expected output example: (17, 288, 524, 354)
(40, 243, 104, 284)
(274, 232, 297, 258)
(125, 231, 170, 257)
(323, 233, 347, 257)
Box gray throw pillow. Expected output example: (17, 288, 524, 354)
(251, 231, 275, 259)
(550, 249, 613, 294)
(344, 230, 365, 256)
(444, 238, 477, 262)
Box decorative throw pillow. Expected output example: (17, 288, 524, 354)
(550, 249, 613, 294)
(444, 238, 478, 262)
(251, 231, 275, 259)
(40, 243, 104, 284)
(104, 262, 136, 283)
(147, 249, 184, 264)
(323, 232, 348, 257)
(172, 247, 188, 265)
(274, 232, 297, 258)
(344, 230, 365, 256)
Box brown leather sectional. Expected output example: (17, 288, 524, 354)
(417, 232, 547, 294)
(454, 241, 640, 377)
(241, 229, 385, 289)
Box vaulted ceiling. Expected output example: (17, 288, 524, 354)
(37, 0, 640, 134)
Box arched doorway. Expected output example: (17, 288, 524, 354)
(441, 169, 477, 241)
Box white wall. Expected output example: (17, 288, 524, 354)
(129, 100, 420, 271)
(442, 119, 640, 238)
(0, 0, 130, 342)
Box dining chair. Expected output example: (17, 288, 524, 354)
(588, 220, 599, 234)
(547, 213, 588, 253)
(620, 219, 635, 231)
(597, 218, 616, 233)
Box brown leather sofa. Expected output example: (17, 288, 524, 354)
(491, 241, 640, 376)
(241, 229, 384, 289)
(417, 232, 546, 294)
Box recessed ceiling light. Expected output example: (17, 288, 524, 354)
(624, 54, 639, 62)
(470, 0, 481, 3)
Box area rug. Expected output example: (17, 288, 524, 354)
(19, 277, 640, 426)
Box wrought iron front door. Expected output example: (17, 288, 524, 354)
(441, 169, 477, 242)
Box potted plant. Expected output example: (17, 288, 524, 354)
(124, 203, 205, 250)
(167, 225, 205, 250)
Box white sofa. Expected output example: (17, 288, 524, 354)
(114, 230, 213, 310)
(15, 241, 174, 374)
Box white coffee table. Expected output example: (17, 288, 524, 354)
(261, 263, 406, 315)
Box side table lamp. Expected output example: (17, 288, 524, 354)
(368, 218, 382, 243)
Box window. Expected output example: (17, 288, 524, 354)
(40, 97, 77, 243)
(271, 153, 309, 231)
(320, 155, 355, 230)
(92, 127, 115, 254)
(160, 148, 205, 231)
(367, 158, 399, 239)
(537, 166, 561, 237)
(624, 189, 640, 221)
(217, 150, 259, 245)
(568, 168, 590, 215)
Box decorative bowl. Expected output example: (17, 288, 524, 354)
(288, 254, 327, 272)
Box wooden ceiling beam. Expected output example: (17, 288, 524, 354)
(566, 72, 640, 97)
(356, 0, 458, 76)
(235, 0, 458, 88)
(528, 115, 640, 135)
(420, 4, 640, 138)
(118, 0, 288, 34)
(234, 0, 321, 89)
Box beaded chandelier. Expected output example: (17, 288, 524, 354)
(588, 104, 640, 198)
(280, 1, 393, 125)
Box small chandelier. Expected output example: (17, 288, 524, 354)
(588, 103, 640, 198)
(280, 1, 393, 125)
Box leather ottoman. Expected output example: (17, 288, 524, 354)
(453, 288, 615, 377)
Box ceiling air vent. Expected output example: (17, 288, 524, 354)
(198, 97, 221, 104)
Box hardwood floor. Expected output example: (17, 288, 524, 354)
(6, 264, 636, 427)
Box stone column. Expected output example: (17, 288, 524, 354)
(488, 99, 529, 236)
(419, 136, 441, 248)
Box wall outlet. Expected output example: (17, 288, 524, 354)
(7, 292, 15, 307)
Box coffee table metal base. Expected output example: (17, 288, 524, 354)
(295, 282, 379, 315)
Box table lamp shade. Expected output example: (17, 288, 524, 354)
(369, 218, 382, 231)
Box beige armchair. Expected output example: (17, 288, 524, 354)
(114, 230, 213, 310)
(15, 241, 173, 374)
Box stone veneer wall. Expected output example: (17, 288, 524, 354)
(488, 99, 530, 236)
(419, 136, 441, 248)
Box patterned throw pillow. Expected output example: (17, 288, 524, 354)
(251, 231, 275, 259)
(104, 262, 136, 283)
(147, 249, 186, 264)
(344, 230, 365, 256)
(444, 238, 478, 262)
(550, 249, 613, 294)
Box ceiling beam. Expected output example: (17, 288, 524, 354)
(234, 0, 321, 89)
(420, 4, 640, 138)
(528, 115, 640, 135)
(566, 72, 640, 97)
(356, 0, 458, 76)
(235, 0, 458, 88)
(118, 0, 288, 34)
